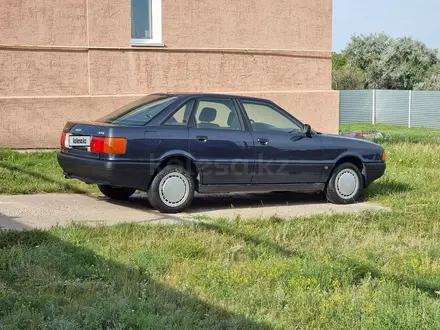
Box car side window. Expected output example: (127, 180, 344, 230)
(193, 99, 242, 130)
(163, 100, 195, 127)
(241, 101, 303, 133)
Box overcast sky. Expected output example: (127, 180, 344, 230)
(333, 0, 440, 52)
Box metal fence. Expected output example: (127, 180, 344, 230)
(340, 90, 440, 129)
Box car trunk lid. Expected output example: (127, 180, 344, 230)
(61, 121, 115, 159)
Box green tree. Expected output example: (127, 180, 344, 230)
(332, 53, 348, 70)
(333, 33, 390, 90)
(341, 34, 439, 90)
(332, 65, 364, 90)
(379, 37, 439, 89)
(344, 33, 391, 71)
(414, 64, 440, 91)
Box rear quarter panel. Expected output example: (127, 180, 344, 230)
(102, 126, 190, 164)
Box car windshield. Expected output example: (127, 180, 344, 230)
(98, 95, 179, 126)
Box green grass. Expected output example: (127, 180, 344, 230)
(2, 124, 440, 329)
(341, 124, 440, 209)
(341, 123, 440, 144)
(0, 149, 96, 194)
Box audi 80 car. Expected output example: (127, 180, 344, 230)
(58, 93, 386, 213)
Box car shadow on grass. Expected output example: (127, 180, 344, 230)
(364, 179, 412, 200)
(0, 225, 270, 329)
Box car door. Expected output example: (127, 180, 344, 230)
(152, 100, 195, 161)
(188, 98, 255, 185)
(239, 99, 324, 184)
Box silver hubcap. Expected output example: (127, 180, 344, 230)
(159, 172, 190, 207)
(335, 169, 359, 199)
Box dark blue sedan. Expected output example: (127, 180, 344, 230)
(58, 93, 386, 213)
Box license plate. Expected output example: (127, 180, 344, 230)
(69, 135, 91, 147)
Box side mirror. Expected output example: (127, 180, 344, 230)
(303, 124, 312, 138)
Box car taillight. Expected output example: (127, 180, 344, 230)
(60, 132, 67, 147)
(90, 137, 126, 155)
(90, 136, 105, 153)
(104, 137, 127, 155)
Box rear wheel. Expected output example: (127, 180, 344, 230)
(98, 185, 136, 200)
(326, 163, 363, 204)
(148, 165, 195, 213)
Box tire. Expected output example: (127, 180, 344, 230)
(326, 163, 364, 204)
(148, 165, 195, 213)
(98, 185, 136, 200)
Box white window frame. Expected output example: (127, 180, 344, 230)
(131, 0, 163, 46)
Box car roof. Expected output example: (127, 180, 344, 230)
(151, 93, 272, 103)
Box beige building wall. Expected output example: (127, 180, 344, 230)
(0, 0, 338, 148)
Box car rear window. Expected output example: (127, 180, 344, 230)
(98, 95, 178, 126)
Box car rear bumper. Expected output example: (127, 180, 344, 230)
(57, 152, 156, 190)
(364, 162, 386, 186)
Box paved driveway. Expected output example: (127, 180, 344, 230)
(0, 192, 385, 230)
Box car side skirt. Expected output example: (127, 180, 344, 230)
(198, 183, 325, 194)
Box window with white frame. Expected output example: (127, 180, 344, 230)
(131, 0, 163, 46)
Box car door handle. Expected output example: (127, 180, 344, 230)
(258, 138, 269, 146)
(197, 136, 208, 143)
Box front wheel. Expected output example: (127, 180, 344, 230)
(326, 163, 364, 204)
(98, 185, 136, 200)
(148, 165, 195, 213)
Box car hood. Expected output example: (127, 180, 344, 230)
(321, 133, 383, 148)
